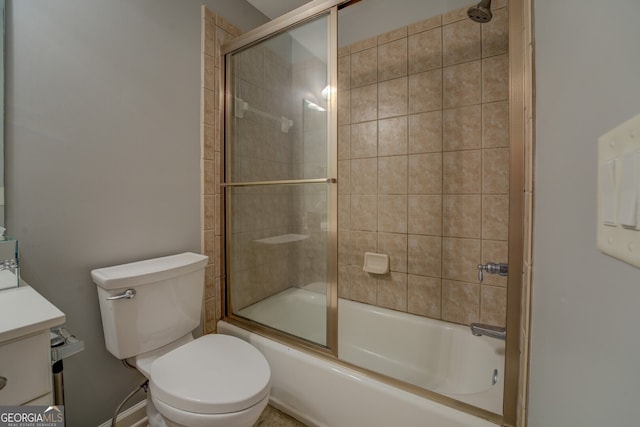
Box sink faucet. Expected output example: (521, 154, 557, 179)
(470, 323, 506, 340)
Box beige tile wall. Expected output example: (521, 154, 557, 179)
(338, 3, 510, 326)
(202, 7, 241, 334)
(204, 3, 511, 331)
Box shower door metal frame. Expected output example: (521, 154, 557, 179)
(503, 0, 534, 425)
(219, 0, 532, 426)
(222, 0, 346, 356)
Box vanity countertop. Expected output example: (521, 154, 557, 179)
(0, 285, 65, 343)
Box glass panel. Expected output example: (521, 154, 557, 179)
(227, 13, 330, 183)
(228, 184, 329, 346)
(226, 8, 332, 348)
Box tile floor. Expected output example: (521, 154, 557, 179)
(253, 405, 307, 427)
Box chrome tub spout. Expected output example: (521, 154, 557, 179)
(470, 323, 506, 340)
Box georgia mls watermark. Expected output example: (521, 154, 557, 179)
(0, 406, 64, 427)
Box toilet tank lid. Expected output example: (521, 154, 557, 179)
(91, 252, 209, 290)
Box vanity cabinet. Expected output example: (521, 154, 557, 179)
(0, 285, 65, 405)
(0, 331, 52, 405)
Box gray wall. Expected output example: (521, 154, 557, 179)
(5, 1, 266, 425)
(530, 0, 640, 425)
(338, 0, 471, 46)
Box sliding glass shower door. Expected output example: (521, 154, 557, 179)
(224, 11, 337, 348)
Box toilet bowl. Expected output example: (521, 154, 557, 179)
(140, 335, 271, 427)
(147, 393, 269, 427)
(91, 253, 271, 427)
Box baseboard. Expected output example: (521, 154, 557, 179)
(98, 400, 147, 427)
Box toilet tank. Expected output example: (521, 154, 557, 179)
(91, 252, 209, 359)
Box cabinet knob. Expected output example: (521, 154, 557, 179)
(0, 376, 7, 391)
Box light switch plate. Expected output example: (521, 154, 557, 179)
(597, 113, 640, 268)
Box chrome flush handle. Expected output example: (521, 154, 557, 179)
(106, 289, 136, 300)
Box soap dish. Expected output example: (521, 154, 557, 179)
(363, 252, 389, 274)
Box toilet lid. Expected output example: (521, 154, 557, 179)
(149, 334, 271, 414)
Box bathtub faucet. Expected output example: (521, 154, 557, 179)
(470, 323, 506, 340)
(477, 262, 508, 283)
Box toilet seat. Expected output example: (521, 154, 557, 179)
(149, 334, 271, 414)
(150, 392, 270, 427)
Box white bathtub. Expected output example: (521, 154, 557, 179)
(221, 287, 503, 426)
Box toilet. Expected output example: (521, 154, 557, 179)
(91, 252, 271, 427)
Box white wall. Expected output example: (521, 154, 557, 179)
(530, 0, 640, 425)
(5, 1, 266, 425)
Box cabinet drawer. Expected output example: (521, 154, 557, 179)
(0, 332, 51, 405)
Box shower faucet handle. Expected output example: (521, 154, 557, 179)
(477, 262, 508, 283)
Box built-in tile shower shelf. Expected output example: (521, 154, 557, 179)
(253, 234, 309, 245)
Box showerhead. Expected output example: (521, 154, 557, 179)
(467, 0, 492, 23)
